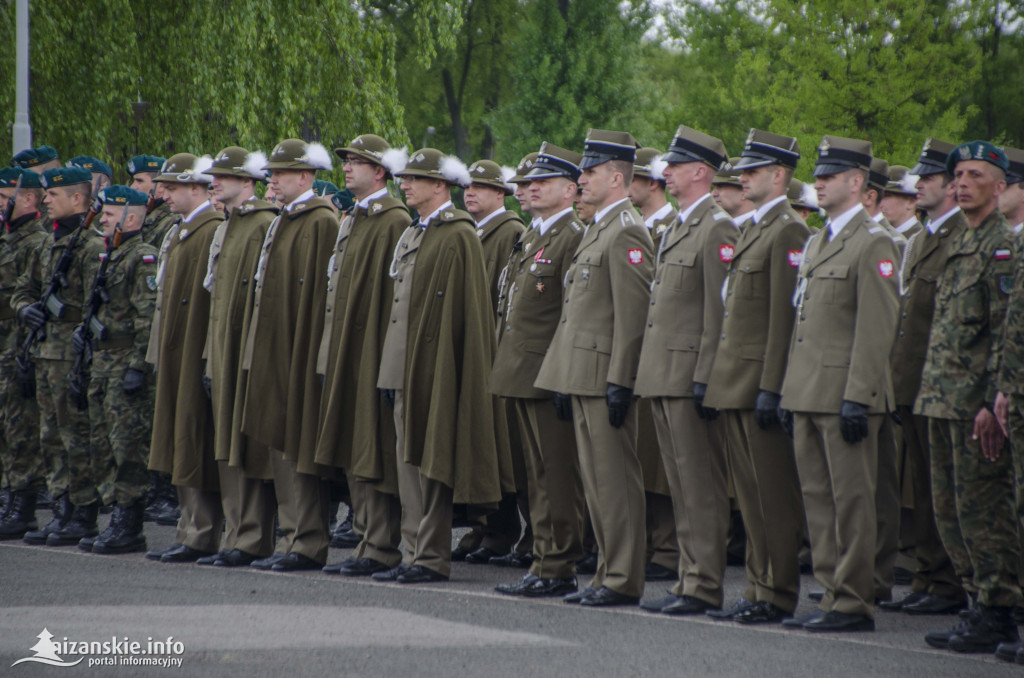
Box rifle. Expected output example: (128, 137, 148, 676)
(1, 174, 23, 227)
(145, 186, 156, 215)
(68, 207, 127, 409)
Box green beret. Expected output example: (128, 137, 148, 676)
(127, 154, 166, 176)
(946, 140, 1010, 175)
(331, 188, 355, 212)
(69, 156, 112, 178)
(34, 146, 59, 163)
(41, 166, 92, 188)
(99, 185, 148, 206)
(11, 148, 37, 168)
(0, 167, 43, 189)
(313, 179, 340, 197)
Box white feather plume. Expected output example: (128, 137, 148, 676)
(440, 155, 472, 187)
(800, 182, 818, 208)
(192, 154, 215, 183)
(381, 147, 409, 176)
(900, 173, 919, 194)
(500, 165, 516, 192)
(300, 142, 333, 171)
(243, 151, 268, 179)
(649, 156, 668, 182)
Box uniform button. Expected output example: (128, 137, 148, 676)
(650, 300, 655, 306)
(561, 318, 567, 323)
(800, 315, 805, 321)
(394, 297, 399, 302)
(328, 286, 333, 292)
(513, 286, 518, 293)
(720, 334, 725, 340)
(649, 322, 654, 327)
(727, 291, 732, 296)
(181, 299, 187, 305)
(899, 331, 904, 337)
(723, 312, 728, 318)
(402, 243, 408, 248)
(326, 307, 332, 312)
(797, 337, 803, 342)
(744, 266, 750, 272)
(391, 318, 397, 323)
(506, 325, 511, 331)
(902, 312, 907, 318)
(437, 291, 444, 297)
(655, 280, 660, 285)
(398, 277, 403, 282)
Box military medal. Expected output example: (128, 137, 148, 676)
(536, 278, 545, 293)
(581, 268, 590, 281)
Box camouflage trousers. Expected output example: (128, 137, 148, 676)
(36, 358, 98, 506)
(0, 359, 44, 492)
(929, 417, 1021, 607)
(88, 373, 153, 506)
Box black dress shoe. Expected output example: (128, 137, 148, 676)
(733, 601, 792, 624)
(576, 552, 597, 575)
(329, 528, 362, 549)
(807, 589, 824, 602)
(903, 593, 968, 616)
(803, 610, 875, 632)
(996, 640, 1024, 662)
(371, 562, 410, 581)
(451, 546, 473, 562)
(338, 557, 390, 577)
(783, 610, 824, 629)
(145, 543, 181, 561)
(250, 553, 287, 570)
(396, 564, 448, 583)
(495, 573, 540, 595)
(579, 586, 639, 607)
(197, 550, 229, 566)
(161, 544, 215, 563)
(489, 551, 533, 568)
(640, 594, 682, 613)
(663, 595, 719, 616)
(521, 576, 577, 598)
(271, 552, 323, 571)
(465, 547, 502, 564)
(564, 586, 596, 604)
(644, 562, 676, 581)
(878, 591, 927, 611)
(213, 549, 258, 567)
(707, 597, 755, 620)
(322, 556, 357, 574)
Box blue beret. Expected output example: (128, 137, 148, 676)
(41, 166, 92, 188)
(99, 185, 148, 207)
(313, 179, 340, 197)
(69, 156, 112, 178)
(0, 167, 43, 189)
(127, 154, 166, 176)
(946, 141, 1010, 175)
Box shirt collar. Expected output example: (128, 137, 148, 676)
(826, 204, 866, 240)
(183, 200, 211, 224)
(1015, 222, 1023, 235)
(285, 189, 315, 212)
(927, 206, 960, 234)
(539, 207, 574, 236)
(475, 206, 506, 230)
(676, 193, 712, 225)
(420, 200, 453, 228)
(752, 194, 788, 224)
(733, 210, 756, 228)
(644, 202, 674, 230)
(594, 197, 631, 225)
(895, 217, 918, 234)
(356, 187, 389, 210)
(871, 211, 884, 223)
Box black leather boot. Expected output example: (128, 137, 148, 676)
(93, 501, 146, 554)
(0, 490, 38, 540)
(46, 503, 99, 546)
(23, 492, 68, 544)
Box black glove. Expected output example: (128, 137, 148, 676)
(71, 324, 88, 355)
(19, 302, 45, 331)
(15, 357, 35, 399)
(381, 388, 395, 410)
(123, 368, 145, 396)
(839, 400, 869, 444)
(754, 390, 781, 430)
(202, 375, 212, 399)
(606, 383, 633, 429)
(553, 392, 573, 422)
(692, 382, 718, 421)
(778, 406, 794, 438)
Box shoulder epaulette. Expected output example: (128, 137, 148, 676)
(619, 210, 637, 228)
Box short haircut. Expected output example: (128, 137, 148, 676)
(610, 159, 634, 186)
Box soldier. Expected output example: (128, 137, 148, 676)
(374, 148, 512, 583)
(788, 178, 819, 222)
(144, 153, 225, 564)
(197, 146, 279, 567)
(127, 155, 178, 250)
(879, 139, 968, 616)
(12, 145, 61, 172)
(74, 185, 158, 554)
(880, 165, 922, 240)
(238, 139, 337, 572)
(535, 129, 654, 606)
(780, 136, 899, 632)
(998, 147, 1024, 236)
(917, 142, 1021, 654)
(13, 166, 105, 548)
(703, 129, 809, 624)
(0, 168, 49, 539)
(712, 158, 755, 227)
(68, 156, 113, 192)
(866, 157, 907, 251)
(492, 143, 587, 597)
(634, 126, 735, 616)
(315, 134, 411, 577)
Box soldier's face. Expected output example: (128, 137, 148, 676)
(342, 156, 380, 199)
(99, 205, 124, 237)
(574, 190, 596, 222)
(880, 193, 917, 226)
(514, 181, 533, 213)
(628, 177, 651, 208)
(464, 183, 505, 219)
(43, 187, 79, 220)
(712, 184, 744, 216)
(998, 181, 1024, 222)
(579, 163, 615, 206)
(740, 165, 774, 205)
(400, 176, 444, 211)
(814, 170, 859, 214)
(130, 173, 156, 194)
(954, 160, 1005, 215)
(915, 173, 951, 213)
(529, 177, 573, 216)
(269, 169, 309, 205)
(0, 186, 36, 221)
(211, 175, 245, 205)
(663, 161, 697, 200)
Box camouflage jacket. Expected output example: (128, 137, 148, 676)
(915, 209, 1016, 419)
(141, 201, 180, 250)
(0, 213, 48, 357)
(998, 228, 1024, 397)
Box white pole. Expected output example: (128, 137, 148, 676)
(12, 0, 32, 155)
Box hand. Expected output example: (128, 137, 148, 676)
(778, 406, 794, 438)
(995, 391, 1010, 438)
(19, 302, 45, 331)
(123, 368, 145, 396)
(553, 392, 573, 422)
(606, 383, 633, 429)
(890, 409, 902, 426)
(974, 406, 1006, 462)
(381, 388, 395, 410)
(839, 400, 869, 444)
(202, 375, 212, 400)
(754, 390, 781, 429)
(71, 324, 88, 354)
(692, 382, 718, 421)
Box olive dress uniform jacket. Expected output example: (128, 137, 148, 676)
(635, 195, 736, 398)
(705, 199, 809, 408)
(203, 199, 277, 478)
(535, 199, 655, 395)
(240, 197, 337, 476)
(478, 210, 525, 311)
(148, 204, 223, 490)
(314, 195, 410, 492)
(781, 210, 900, 413)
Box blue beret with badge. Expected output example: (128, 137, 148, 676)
(313, 179, 340, 197)
(946, 140, 1009, 175)
(127, 154, 166, 176)
(99, 185, 148, 206)
(41, 166, 92, 188)
(69, 155, 112, 178)
(0, 167, 43, 188)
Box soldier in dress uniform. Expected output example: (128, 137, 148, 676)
(128, 155, 179, 250)
(314, 134, 411, 577)
(195, 146, 280, 567)
(493, 143, 587, 598)
(0, 168, 49, 539)
(535, 129, 654, 607)
(374, 148, 513, 584)
(703, 129, 809, 624)
(712, 158, 755, 227)
(239, 139, 337, 572)
(779, 135, 900, 632)
(788, 178, 819, 222)
(74, 185, 158, 554)
(880, 165, 922, 241)
(635, 126, 735, 616)
(144, 153, 225, 564)
(998, 147, 1024, 237)
(917, 141, 1022, 654)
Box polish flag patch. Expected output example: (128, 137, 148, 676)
(787, 250, 803, 267)
(142, 254, 156, 263)
(995, 248, 1012, 261)
(719, 244, 735, 263)
(878, 260, 894, 277)
(628, 248, 644, 265)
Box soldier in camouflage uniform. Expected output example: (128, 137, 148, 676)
(128, 155, 178, 249)
(73, 186, 158, 554)
(0, 168, 50, 538)
(916, 141, 1022, 654)
(12, 166, 105, 547)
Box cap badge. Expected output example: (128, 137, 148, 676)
(819, 138, 831, 155)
